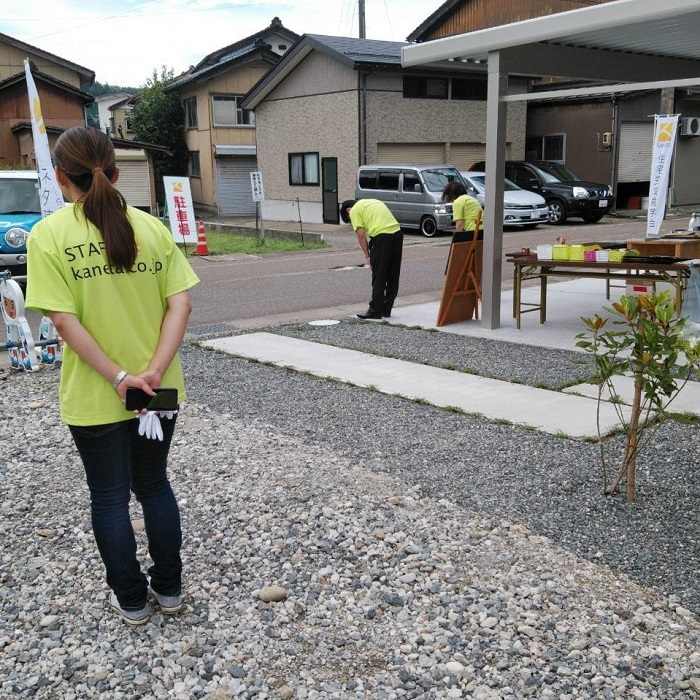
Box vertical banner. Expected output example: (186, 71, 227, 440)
(163, 176, 196, 243)
(646, 114, 679, 238)
(23, 59, 64, 217)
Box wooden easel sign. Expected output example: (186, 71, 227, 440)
(436, 220, 483, 327)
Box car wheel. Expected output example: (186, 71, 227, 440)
(582, 213, 605, 223)
(419, 215, 438, 238)
(546, 200, 567, 225)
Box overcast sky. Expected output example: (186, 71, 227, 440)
(6, 0, 445, 88)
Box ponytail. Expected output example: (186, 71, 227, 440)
(54, 127, 137, 269)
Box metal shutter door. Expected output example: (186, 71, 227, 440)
(216, 156, 258, 215)
(450, 143, 486, 170)
(449, 143, 511, 170)
(376, 143, 445, 164)
(116, 161, 151, 209)
(618, 123, 654, 182)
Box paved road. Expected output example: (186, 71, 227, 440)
(2, 211, 686, 368)
(185, 214, 656, 331)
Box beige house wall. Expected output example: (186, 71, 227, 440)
(0, 42, 85, 88)
(179, 61, 270, 209)
(267, 51, 357, 99)
(256, 91, 358, 222)
(365, 92, 527, 163)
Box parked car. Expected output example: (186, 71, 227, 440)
(0, 170, 41, 279)
(469, 161, 614, 225)
(460, 171, 549, 229)
(355, 164, 464, 237)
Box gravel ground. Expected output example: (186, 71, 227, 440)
(1, 324, 699, 699)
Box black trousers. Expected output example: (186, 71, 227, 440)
(368, 231, 403, 316)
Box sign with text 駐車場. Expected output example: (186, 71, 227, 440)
(163, 176, 197, 243)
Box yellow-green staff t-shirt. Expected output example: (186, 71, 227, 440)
(349, 199, 401, 238)
(452, 194, 483, 231)
(26, 204, 199, 426)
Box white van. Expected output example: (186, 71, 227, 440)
(355, 164, 463, 237)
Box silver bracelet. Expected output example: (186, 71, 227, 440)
(112, 370, 128, 389)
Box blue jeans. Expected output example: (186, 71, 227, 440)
(69, 417, 182, 610)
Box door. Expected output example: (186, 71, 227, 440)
(322, 157, 338, 224)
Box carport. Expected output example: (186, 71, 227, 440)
(401, 0, 700, 329)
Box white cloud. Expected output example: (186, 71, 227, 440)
(5, 0, 441, 87)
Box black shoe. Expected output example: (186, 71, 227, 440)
(357, 311, 382, 320)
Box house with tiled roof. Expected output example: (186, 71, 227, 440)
(240, 33, 527, 224)
(165, 17, 299, 215)
(0, 31, 94, 169)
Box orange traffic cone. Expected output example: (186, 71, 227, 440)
(196, 220, 209, 256)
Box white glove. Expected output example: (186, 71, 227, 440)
(138, 411, 163, 441)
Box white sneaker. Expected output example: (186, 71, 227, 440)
(109, 592, 149, 626)
(148, 585, 183, 614)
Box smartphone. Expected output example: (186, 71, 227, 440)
(125, 387, 179, 411)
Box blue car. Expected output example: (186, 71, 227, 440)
(0, 171, 41, 280)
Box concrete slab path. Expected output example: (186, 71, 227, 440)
(204, 332, 632, 439)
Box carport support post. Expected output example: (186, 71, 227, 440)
(481, 51, 508, 330)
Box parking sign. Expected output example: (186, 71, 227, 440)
(250, 171, 265, 202)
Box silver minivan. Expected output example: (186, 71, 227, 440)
(355, 164, 463, 237)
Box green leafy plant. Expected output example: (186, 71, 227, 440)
(576, 290, 700, 501)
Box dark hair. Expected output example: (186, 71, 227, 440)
(442, 181, 467, 203)
(339, 199, 356, 224)
(54, 126, 136, 269)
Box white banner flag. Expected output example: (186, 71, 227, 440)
(24, 59, 64, 218)
(645, 114, 679, 238)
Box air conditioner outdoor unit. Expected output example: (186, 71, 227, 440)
(679, 117, 700, 136)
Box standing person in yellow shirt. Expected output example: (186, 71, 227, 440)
(25, 127, 199, 626)
(340, 199, 403, 320)
(442, 181, 483, 242)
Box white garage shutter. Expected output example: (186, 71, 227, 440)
(450, 143, 486, 170)
(116, 160, 151, 210)
(618, 123, 654, 182)
(376, 143, 445, 164)
(216, 156, 258, 215)
(449, 143, 511, 170)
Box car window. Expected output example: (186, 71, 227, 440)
(402, 171, 422, 192)
(358, 170, 377, 189)
(376, 171, 400, 191)
(421, 168, 462, 193)
(532, 162, 582, 183)
(0, 178, 41, 215)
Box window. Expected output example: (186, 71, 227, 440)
(403, 76, 448, 99)
(211, 94, 255, 127)
(184, 98, 198, 129)
(188, 151, 201, 178)
(402, 171, 421, 192)
(289, 152, 320, 186)
(125, 115, 133, 133)
(452, 78, 487, 101)
(278, 44, 287, 51)
(525, 135, 565, 162)
(358, 169, 377, 189)
(376, 171, 399, 190)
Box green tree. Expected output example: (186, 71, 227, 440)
(129, 67, 189, 203)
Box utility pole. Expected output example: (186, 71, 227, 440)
(359, 0, 366, 38)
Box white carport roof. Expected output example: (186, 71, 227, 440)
(401, 0, 700, 330)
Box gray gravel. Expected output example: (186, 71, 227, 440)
(1, 322, 699, 699)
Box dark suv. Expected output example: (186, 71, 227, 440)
(470, 161, 614, 225)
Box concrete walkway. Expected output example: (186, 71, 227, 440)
(202, 278, 700, 439)
(204, 331, 631, 439)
